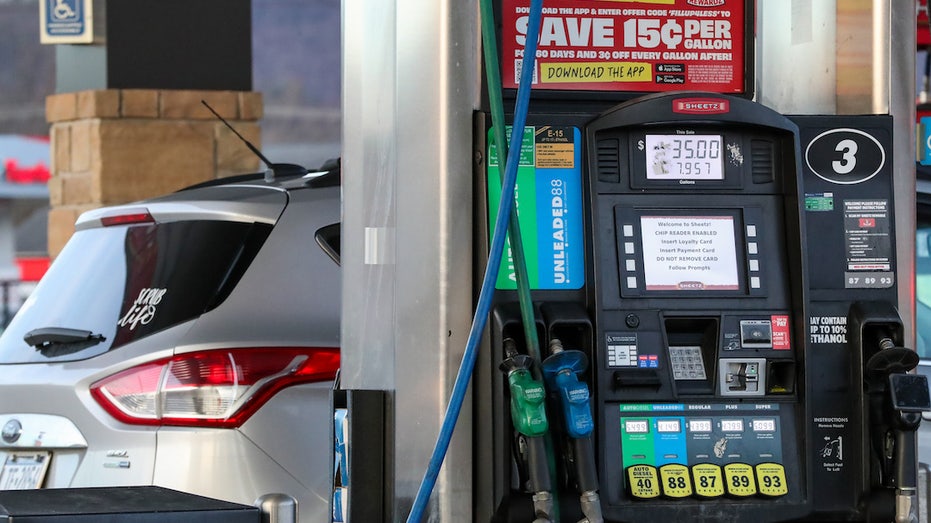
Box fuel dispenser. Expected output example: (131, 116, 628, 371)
(585, 93, 808, 521)
(479, 91, 929, 521)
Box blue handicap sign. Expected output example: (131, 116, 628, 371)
(44, 0, 87, 38)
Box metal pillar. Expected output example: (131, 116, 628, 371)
(341, 0, 480, 520)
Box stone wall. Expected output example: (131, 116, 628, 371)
(45, 89, 263, 256)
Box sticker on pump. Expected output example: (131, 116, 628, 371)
(724, 462, 757, 497)
(755, 462, 788, 497)
(659, 463, 692, 498)
(771, 314, 791, 350)
(626, 464, 660, 499)
(691, 463, 725, 498)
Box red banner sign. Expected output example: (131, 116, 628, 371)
(501, 0, 747, 93)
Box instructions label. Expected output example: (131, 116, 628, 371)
(843, 200, 894, 288)
(814, 416, 847, 473)
(501, 0, 747, 93)
(640, 215, 739, 290)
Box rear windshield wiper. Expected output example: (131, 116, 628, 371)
(24, 327, 106, 353)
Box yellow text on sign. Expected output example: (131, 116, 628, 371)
(724, 463, 757, 497)
(540, 62, 652, 83)
(755, 463, 788, 497)
(659, 464, 692, 498)
(691, 463, 725, 497)
(627, 464, 660, 499)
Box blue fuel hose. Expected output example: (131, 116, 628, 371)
(405, 0, 545, 520)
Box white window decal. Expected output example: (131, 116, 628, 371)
(118, 288, 167, 331)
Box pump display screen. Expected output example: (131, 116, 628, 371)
(645, 134, 724, 181)
(640, 215, 740, 291)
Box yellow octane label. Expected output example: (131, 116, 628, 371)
(691, 463, 725, 497)
(724, 463, 757, 496)
(627, 464, 660, 499)
(659, 463, 692, 498)
(755, 462, 788, 497)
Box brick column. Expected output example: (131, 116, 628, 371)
(45, 89, 263, 257)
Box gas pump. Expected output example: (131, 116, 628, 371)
(480, 86, 929, 520)
(582, 92, 809, 521)
(477, 43, 930, 523)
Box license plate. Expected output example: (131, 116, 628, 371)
(0, 451, 50, 490)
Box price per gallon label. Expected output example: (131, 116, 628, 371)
(724, 463, 757, 497)
(755, 462, 788, 497)
(691, 463, 725, 498)
(627, 464, 660, 499)
(659, 463, 692, 498)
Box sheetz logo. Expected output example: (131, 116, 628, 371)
(673, 98, 730, 114)
(688, 0, 726, 6)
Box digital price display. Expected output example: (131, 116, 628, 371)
(689, 419, 713, 433)
(625, 419, 650, 434)
(645, 134, 724, 181)
(656, 419, 681, 433)
(752, 419, 777, 432)
(721, 419, 744, 432)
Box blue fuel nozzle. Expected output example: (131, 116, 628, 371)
(541, 340, 594, 439)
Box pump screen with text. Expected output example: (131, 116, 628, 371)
(640, 215, 740, 291)
(645, 134, 724, 180)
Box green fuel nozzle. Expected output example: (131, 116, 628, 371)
(500, 339, 549, 438)
(499, 338, 553, 522)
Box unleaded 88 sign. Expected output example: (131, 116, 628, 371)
(502, 0, 748, 93)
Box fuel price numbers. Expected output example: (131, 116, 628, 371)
(646, 134, 724, 181)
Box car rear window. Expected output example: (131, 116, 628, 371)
(0, 220, 272, 364)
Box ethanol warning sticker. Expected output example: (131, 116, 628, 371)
(488, 126, 584, 290)
(501, 0, 747, 93)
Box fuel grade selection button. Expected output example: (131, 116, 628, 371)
(755, 462, 788, 497)
(626, 464, 661, 499)
(690, 463, 725, 498)
(658, 463, 692, 498)
(724, 462, 757, 497)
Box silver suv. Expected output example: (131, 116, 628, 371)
(0, 163, 341, 523)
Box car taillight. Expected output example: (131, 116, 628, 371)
(90, 348, 340, 428)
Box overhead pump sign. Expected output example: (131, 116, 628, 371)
(501, 0, 747, 93)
